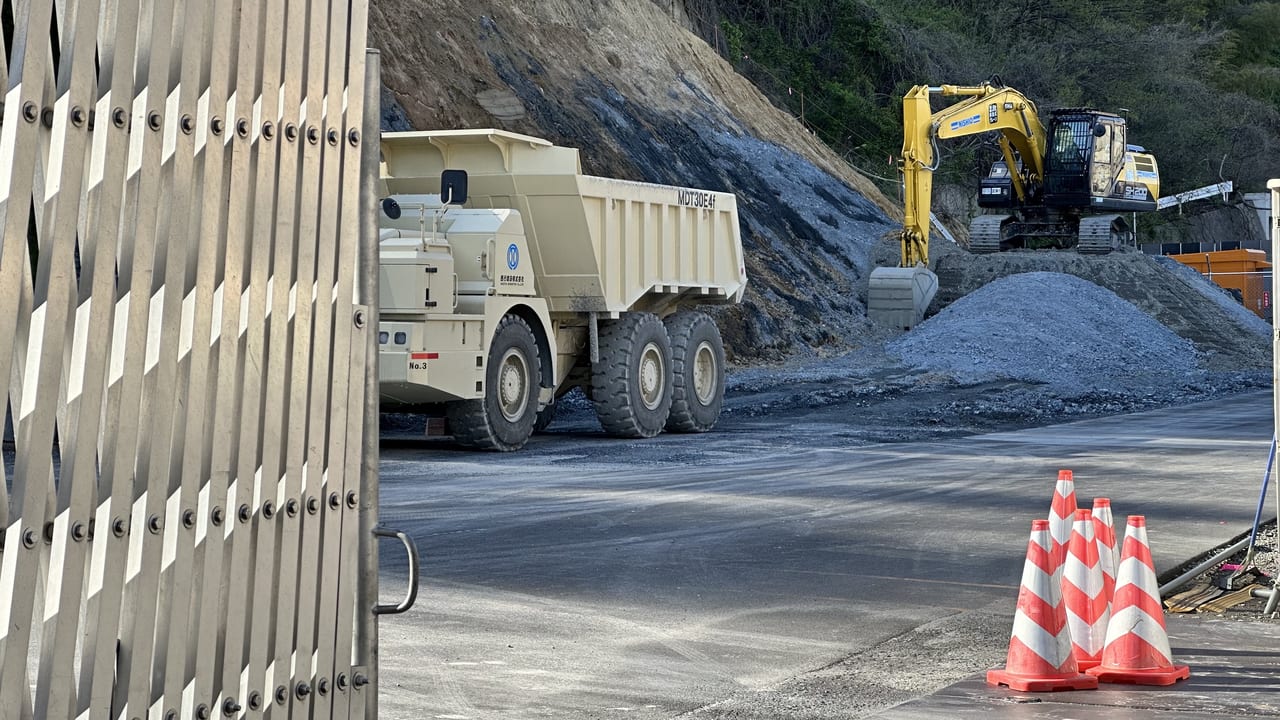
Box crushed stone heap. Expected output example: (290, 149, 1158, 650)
(889, 272, 1199, 389)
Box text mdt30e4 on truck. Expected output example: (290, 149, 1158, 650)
(376, 129, 748, 451)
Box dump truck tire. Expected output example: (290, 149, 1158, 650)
(663, 312, 725, 433)
(592, 313, 673, 438)
(448, 314, 541, 451)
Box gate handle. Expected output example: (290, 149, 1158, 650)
(373, 527, 419, 615)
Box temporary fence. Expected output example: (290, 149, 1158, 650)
(0, 1, 396, 718)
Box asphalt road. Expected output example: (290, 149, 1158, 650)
(375, 389, 1273, 719)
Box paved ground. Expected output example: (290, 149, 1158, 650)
(375, 389, 1276, 719)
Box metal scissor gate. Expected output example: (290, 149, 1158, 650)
(0, 0, 389, 717)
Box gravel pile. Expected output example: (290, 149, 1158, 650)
(888, 272, 1200, 390)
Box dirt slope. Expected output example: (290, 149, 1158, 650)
(369, 0, 900, 361)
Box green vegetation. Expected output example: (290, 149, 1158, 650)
(680, 0, 1280, 195)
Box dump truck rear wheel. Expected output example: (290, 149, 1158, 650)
(592, 313, 673, 438)
(448, 314, 541, 451)
(664, 312, 724, 433)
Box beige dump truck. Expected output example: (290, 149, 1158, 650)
(377, 129, 747, 451)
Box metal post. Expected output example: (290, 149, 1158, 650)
(1267, 178, 1280, 616)
(358, 47, 383, 720)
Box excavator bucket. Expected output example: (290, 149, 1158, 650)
(867, 264, 939, 329)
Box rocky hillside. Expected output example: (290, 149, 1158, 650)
(370, 0, 902, 361)
(369, 0, 1271, 378)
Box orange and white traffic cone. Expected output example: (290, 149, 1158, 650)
(987, 519, 1098, 692)
(1048, 470, 1078, 574)
(1063, 509, 1109, 669)
(1087, 516, 1190, 685)
(1091, 498, 1119, 606)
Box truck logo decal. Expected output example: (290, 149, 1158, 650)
(507, 243, 519, 270)
(677, 189, 717, 210)
(950, 114, 980, 131)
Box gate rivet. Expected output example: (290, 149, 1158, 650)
(221, 698, 241, 716)
(335, 673, 348, 691)
(328, 492, 341, 510)
(327, 128, 339, 146)
(22, 529, 37, 548)
(307, 496, 320, 515)
(43, 522, 55, 543)
(263, 501, 276, 520)
(71, 523, 87, 541)
(306, 125, 320, 145)
(353, 673, 369, 689)
(317, 678, 329, 696)
(147, 112, 162, 131)
(353, 309, 367, 329)
(286, 499, 299, 517)
(195, 704, 210, 720)
(275, 685, 289, 705)
(87, 518, 96, 540)
(112, 107, 128, 128)
(346, 491, 358, 509)
(248, 691, 263, 710)
(41, 107, 54, 128)
(71, 106, 86, 127)
(180, 114, 195, 134)
(182, 510, 197, 529)
(263, 121, 275, 140)
(112, 518, 127, 537)
(236, 118, 249, 138)
(285, 123, 299, 141)
(22, 102, 38, 122)
(295, 682, 311, 699)
(164, 710, 177, 720)
(211, 506, 225, 526)
(211, 116, 224, 135)
(348, 129, 360, 147)
(238, 504, 252, 523)
(148, 515, 163, 534)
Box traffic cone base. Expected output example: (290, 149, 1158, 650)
(1087, 664, 1189, 686)
(988, 661, 1099, 692)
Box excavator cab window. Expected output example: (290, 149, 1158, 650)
(1049, 119, 1091, 168)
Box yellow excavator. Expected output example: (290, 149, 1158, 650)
(867, 80, 1161, 328)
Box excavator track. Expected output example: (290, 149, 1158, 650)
(1076, 214, 1126, 255)
(968, 215, 1009, 254)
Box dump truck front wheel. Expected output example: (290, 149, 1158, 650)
(592, 313, 673, 438)
(448, 314, 541, 451)
(664, 312, 725, 433)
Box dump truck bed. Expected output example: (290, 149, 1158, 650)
(380, 129, 747, 315)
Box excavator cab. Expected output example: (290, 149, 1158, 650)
(1044, 110, 1159, 213)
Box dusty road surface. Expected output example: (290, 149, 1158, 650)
(375, 390, 1273, 719)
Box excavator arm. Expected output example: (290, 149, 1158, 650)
(869, 81, 1047, 329)
(899, 83, 1047, 267)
